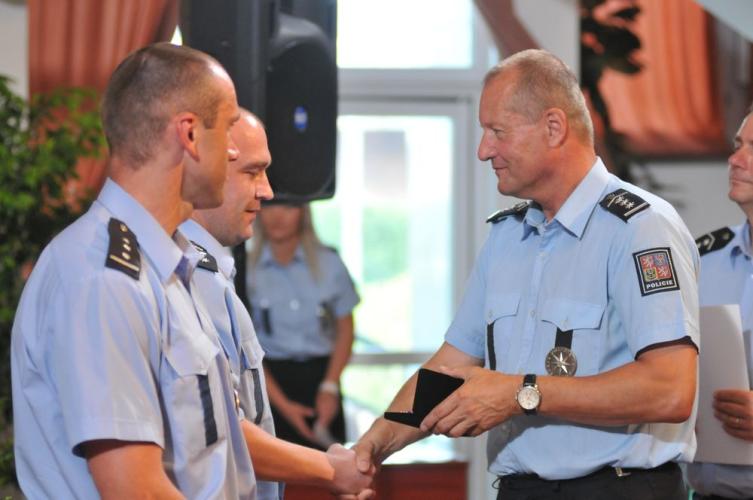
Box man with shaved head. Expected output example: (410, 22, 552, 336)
(352, 49, 700, 499)
(12, 42, 255, 498)
(180, 109, 374, 499)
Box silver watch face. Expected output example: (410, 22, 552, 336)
(516, 385, 541, 411)
(545, 346, 578, 376)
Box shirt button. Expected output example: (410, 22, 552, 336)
(290, 299, 300, 311)
(529, 310, 536, 318)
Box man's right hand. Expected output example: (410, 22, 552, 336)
(351, 437, 380, 476)
(326, 443, 375, 499)
(278, 399, 317, 442)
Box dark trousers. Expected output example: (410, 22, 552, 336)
(265, 356, 346, 450)
(496, 462, 686, 500)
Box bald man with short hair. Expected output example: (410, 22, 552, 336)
(181, 110, 374, 500)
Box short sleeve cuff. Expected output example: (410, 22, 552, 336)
(630, 320, 699, 360)
(445, 328, 485, 359)
(70, 417, 163, 457)
(334, 294, 359, 317)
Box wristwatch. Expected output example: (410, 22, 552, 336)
(515, 374, 541, 415)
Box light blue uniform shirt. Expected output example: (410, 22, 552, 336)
(181, 219, 281, 500)
(445, 159, 700, 480)
(12, 179, 256, 499)
(248, 244, 359, 360)
(686, 221, 753, 498)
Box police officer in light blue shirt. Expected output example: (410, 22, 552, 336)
(180, 109, 375, 499)
(11, 43, 258, 499)
(686, 109, 753, 500)
(247, 202, 359, 449)
(353, 49, 699, 500)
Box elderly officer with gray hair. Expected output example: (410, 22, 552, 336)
(351, 49, 700, 500)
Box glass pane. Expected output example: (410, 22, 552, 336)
(312, 114, 453, 353)
(337, 0, 473, 69)
(342, 364, 457, 461)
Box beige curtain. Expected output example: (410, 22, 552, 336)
(28, 0, 179, 193)
(599, 0, 727, 156)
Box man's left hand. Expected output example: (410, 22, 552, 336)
(419, 365, 519, 437)
(714, 389, 753, 442)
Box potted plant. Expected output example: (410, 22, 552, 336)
(0, 75, 105, 486)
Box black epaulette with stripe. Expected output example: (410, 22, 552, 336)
(105, 218, 140, 280)
(599, 189, 650, 222)
(191, 241, 219, 272)
(486, 201, 530, 224)
(696, 227, 734, 256)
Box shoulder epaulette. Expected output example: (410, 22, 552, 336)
(105, 218, 140, 280)
(486, 201, 530, 224)
(191, 241, 218, 272)
(599, 189, 650, 222)
(696, 227, 734, 256)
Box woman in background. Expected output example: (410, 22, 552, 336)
(247, 202, 359, 449)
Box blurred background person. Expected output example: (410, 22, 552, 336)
(247, 202, 359, 449)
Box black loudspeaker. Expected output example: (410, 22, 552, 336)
(265, 8, 337, 202)
(180, 0, 274, 119)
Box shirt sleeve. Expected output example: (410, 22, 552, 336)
(444, 230, 494, 359)
(49, 270, 164, 456)
(329, 252, 360, 317)
(608, 209, 700, 358)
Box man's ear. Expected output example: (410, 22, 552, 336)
(544, 108, 568, 147)
(176, 112, 200, 160)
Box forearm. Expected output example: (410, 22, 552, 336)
(263, 363, 289, 409)
(538, 344, 697, 426)
(323, 315, 354, 384)
(85, 440, 184, 500)
(360, 343, 479, 463)
(359, 370, 428, 464)
(242, 420, 333, 485)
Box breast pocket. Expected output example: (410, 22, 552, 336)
(485, 292, 521, 371)
(162, 327, 222, 454)
(240, 338, 269, 426)
(540, 298, 605, 376)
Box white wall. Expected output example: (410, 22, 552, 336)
(638, 159, 742, 237)
(0, 0, 28, 98)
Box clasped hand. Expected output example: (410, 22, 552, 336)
(326, 443, 376, 499)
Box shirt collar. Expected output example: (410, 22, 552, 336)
(523, 158, 610, 239)
(96, 178, 196, 283)
(180, 219, 237, 280)
(730, 220, 753, 259)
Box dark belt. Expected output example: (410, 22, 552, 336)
(694, 495, 753, 500)
(497, 461, 678, 486)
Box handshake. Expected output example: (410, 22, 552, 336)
(326, 443, 376, 499)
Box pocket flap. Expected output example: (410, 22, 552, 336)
(241, 338, 264, 369)
(485, 292, 521, 324)
(164, 329, 219, 377)
(540, 298, 605, 331)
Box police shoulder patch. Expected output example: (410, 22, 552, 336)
(695, 227, 734, 256)
(191, 241, 219, 272)
(486, 201, 530, 224)
(633, 247, 680, 296)
(599, 189, 650, 222)
(105, 218, 140, 280)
